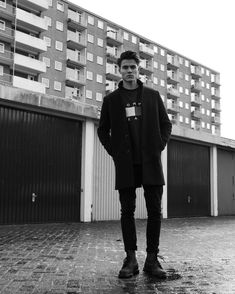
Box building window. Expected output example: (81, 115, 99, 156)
(97, 56, 103, 65)
(207, 123, 210, 129)
(57, 1, 64, 12)
(154, 46, 158, 54)
(55, 61, 62, 71)
(153, 77, 158, 84)
(96, 92, 102, 102)
(206, 69, 210, 76)
(55, 40, 63, 51)
(201, 80, 205, 87)
(96, 74, 103, 83)
(160, 49, 165, 56)
(201, 94, 205, 101)
(54, 81, 61, 91)
(0, 20, 5, 30)
(88, 15, 94, 25)
(160, 79, 165, 87)
(179, 115, 183, 123)
(153, 61, 158, 69)
(160, 64, 165, 71)
(179, 101, 183, 108)
(201, 108, 205, 114)
(179, 57, 183, 64)
(88, 34, 94, 43)
(124, 32, 129, 40)
(86, 90, 92, 99)
(161, 94, 165, 101)
(201, 121, 205, 128)
(179, 86, 183, 93)
(44, 16, 51, 27)
(98, 20, 104, 29)
(87, 52, 93, 62)
(206, 83, 210, 89)
(44, 36, 51, 47)
(185, 117, 189, 124)
(42, 77, 49, 88)
(185, 88, 189, 95)
(207, 109, 211, 116)
(185, 59, 189, 67)
(132, 35, 137, 44)
(185, 74, 189, 81)
(43, 57, 50, 67)
(185, 103, 189, 109)
(56, 21, 63, 31)
(0, 42, 4, 53)
(87, 71, 93, 80)
(0, 65, 3, 75)
(97, 38, 103, 47)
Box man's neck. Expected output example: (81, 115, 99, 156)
(122, 80, 138, 90)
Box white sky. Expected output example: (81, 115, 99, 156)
(69, 0, 235, 140)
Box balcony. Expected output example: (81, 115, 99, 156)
(106, 47, 120, 63)
(14, 53, 46, 74)
(13, 75, 46, 94)
(66, 49, 86, 68)
(0, 72, 12, 85)
(191, 65, 201, 79)
(211, 89, 220, 101)
(139, 60, 153, 75)
(66, 67, 86, 87)
(16, 8, 48, 32)
(191, 82, 202, 93)
(167, 54, 179, 70)
(106, 65, 121, 81)
(67, 9, 87, 31)
(13, 0, 48, 12)
(211, 75, 220, 87)
(191, 110, 201, 121)
(139, 43, 154, 59)
(106, 30, 123, 46)
(0, 26, 14, 43)
(167, 70, 179, 84)
(15, 30, 47, 53)
(67, 31, 87, 50)
(0, 50, 13, 66)
(168, 113, 178, 124)
(167, 100, 179, 114)
(211, 116, 221, 125)
(0, 2, 14, 21)
(211, 103, 221, 113)
(167, 87, 180, 99)
(106, 80, 117, 94)
(65, 86, 84, 100)
(191, 93, 201, 106)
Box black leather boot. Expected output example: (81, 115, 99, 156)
(143, 253, 167, 278)
(118, 250, 139, 279)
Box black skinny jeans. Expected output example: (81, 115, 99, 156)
(119, 184, 163, 253)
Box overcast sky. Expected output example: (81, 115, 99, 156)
(69, 0, 235, 140)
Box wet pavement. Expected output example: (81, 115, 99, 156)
(0, 216, 235, 294)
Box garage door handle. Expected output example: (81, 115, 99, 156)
(32, 193, 37, 203)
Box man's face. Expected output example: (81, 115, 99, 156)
(119, 59, 139, 83)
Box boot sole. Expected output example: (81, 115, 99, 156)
(118, 269, 139, 279)
(143, 267, 167, 279)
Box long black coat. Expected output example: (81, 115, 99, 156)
(97, 80, 172, 190)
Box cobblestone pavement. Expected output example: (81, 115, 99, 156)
(0, 216, 235, 294)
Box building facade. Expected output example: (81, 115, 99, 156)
(0, 0, 221, 135)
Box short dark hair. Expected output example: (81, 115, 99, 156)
(117, 51, 140, 67)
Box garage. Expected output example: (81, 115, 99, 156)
(167, 139, 210, 217)
(0, 105, 82, 224)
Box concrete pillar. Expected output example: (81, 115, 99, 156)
(210, 146, 218, 216)
(80, 119, 95, 222)
(162, 146, 168, 218)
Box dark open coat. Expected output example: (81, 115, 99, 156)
(97, 80, 172, 190)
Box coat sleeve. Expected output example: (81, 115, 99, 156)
(158, 92, 172, 149)
(97, 96, 112, 156)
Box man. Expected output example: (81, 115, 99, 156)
(97, 51, 172, 279)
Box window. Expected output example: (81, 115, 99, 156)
(207, 123, 210, 129)
(96, 92, 102, 102)
(154, 46, 158, 54)
(57, 1, 64, 11)
(201, 108, 205, 114)
(201, 80, 205, 87)
(201, 121, 205, 128)
(43, 57, 50, 67)
(55, 40, 63, 51)
(87, 52, 93, 62)
(88, 34, 94, 43)
(160, 79, 165, 87)
(153, 77, 158, 84)
(185, 117, 189, 124)
(179, 115, 183, 123)
(124, 32, 129, 40)
(0, 42, 4, 53)
(185, 103, 189, 109)
(0, 65, 3, 75)
(201, 67, 205, 74)
(55, 61, 62, 71)
(153, 61, 158, 69)
(179, 101, 183, 108)
(97, 56, 103, 65)
(54, 81, 61, 91)
(86, 90, 92, 99)
(185, 59, 189, 67)
(185, 88, 189, 95)
(161, 94, 165, 101)
(42, 77, 49, 88)
(179, 86, 183, 93)
(98, 20, 104, 29)
(87, 71, 93, 80)
(201, 94, 205, 101)
(206, 69, 210, 76)
(206, 83, 210, 89)
(185, 74, 189, 81)
(0, 20, 5, 30)
(56, 21, 63, 31)
(96, 74, 103, 83)
(207, 109, 211, 116)
(44, 36, 51, 47)
(160, 49, 165, 56)
(44, 16, 51, 27)
(88, 15, 94, 25)
(132, 35, 137, 44)
(160, 64, 165, 71)
(97, 38, 103, 47)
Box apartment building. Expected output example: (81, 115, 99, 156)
(0, 0, 221, 135)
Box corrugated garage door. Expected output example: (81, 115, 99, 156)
(92, 125, 147, 221)
(167, 139, 210, 217)
(0, 105, 82, 224)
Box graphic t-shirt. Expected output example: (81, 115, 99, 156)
(121, 87, 142, 164)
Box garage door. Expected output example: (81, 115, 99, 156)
(0, 106, 82, 224)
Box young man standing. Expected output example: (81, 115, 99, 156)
(98, 51, 172, 279)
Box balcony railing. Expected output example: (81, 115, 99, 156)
(14, 53, 46, 74)
(17, 0, 49, 11)
(67, 31, 87, 49)
(66, 68, 86, 86)
(167, 55, 179, 69)
(167, 70, 179, 83)
(16, 8, 48, 31)
(106, 30, 123, 46)
(15, 30, 47, 52)
(167, 87, 180, 99)
(139, 43, 154, 58)
(13, 75, 46, 94)
(67, 9, 87, 30)
(67, 49, 86, 67)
